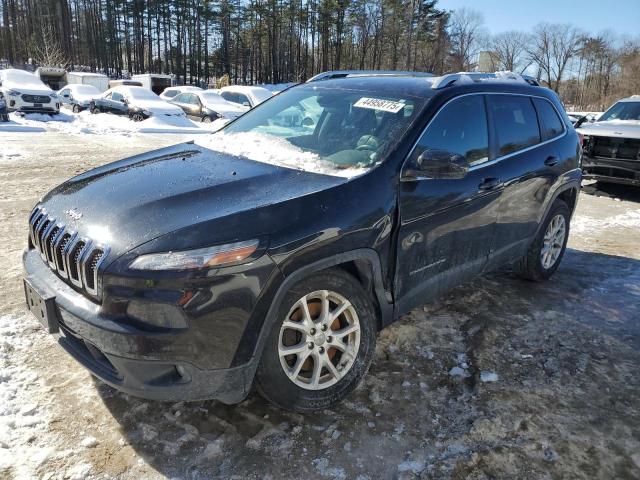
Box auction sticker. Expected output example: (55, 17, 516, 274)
(354, 97, 405, 113)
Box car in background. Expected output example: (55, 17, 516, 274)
(170, 90, 246, 122)
(159, 85, 203, 101)
(218, 85, 273, 109)
(0, 91, 8, 121)
(0, 69, 60, 114)
(90, 86, 186, 122)
(578, 96, 640, 186)
(57, 84, 101, 113)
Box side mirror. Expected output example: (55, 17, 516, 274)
(574, 115, 588, 128)
(404, 149, 469, 180)
(242, 101, 251, 107)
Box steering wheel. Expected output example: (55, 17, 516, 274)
(356, 135, 380, 152)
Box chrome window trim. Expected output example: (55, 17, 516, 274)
(401, 92, 568, 179)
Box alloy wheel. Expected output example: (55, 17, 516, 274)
(541, 214, 566, 269)
(278, 290, 360, 390)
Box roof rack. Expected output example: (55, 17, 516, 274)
(430, 71, 540, 89)
(307, 70, 434, 83)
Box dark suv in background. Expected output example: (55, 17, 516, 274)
(23, 72, 581, 412)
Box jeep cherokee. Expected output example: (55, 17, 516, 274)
(23, 72, 581, 412)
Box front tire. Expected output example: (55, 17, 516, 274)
(72, 104, 82, 113)
(256, 269, 377, 412)
(131, 112, 145, 122)
(91, 107, 100, 114)
(516, 199, 570, 281)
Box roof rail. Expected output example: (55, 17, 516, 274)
(307, 70, 434, 83)
(431, 71, 540, 89)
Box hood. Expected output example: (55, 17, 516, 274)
(7, 85, 54, 96)
(131, 99, 184, 115)
(577, 120, 640, 139)
(37, 142, 346, 260)
(203, 100, 246, 117)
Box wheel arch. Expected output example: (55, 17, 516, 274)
(241, 249, 394, 396)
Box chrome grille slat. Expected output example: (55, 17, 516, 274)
(27, 207, 109, 299)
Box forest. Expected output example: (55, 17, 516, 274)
(0, 0, 638, 109)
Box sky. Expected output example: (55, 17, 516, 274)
(439, 0, 640, 37)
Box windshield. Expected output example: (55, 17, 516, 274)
(201, 84, 426, 177)
(125, 88, 160, 101)
(252, 88, 273, 103)
(599, 101, 640, 121)
(200, 91, 228, 104)
(74, 85, 99, 95)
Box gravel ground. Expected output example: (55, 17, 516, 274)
(1, 131, 639, 479)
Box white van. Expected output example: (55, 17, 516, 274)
(131, 74, 174, 95)
(65, 72, 109, 92)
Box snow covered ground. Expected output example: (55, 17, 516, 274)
(0, 132, 639, 479)
(0, 109, 218, 136)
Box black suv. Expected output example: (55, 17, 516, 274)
(23, 72, 581, 412)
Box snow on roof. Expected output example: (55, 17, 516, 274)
(67, 72, 108, 78)
(131, 73, 173, 79)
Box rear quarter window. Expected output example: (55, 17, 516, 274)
(533, 98, 564, 140)
(489, 95, 540, 156)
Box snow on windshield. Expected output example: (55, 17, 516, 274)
(123, 87, 160, 101)
(195, 132, 368, 178)
(200, 92, 227, 104)
(73, 85, 99, 95)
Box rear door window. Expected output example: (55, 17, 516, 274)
(111, 92, 124, 103)
(533, 98, 565, 140)
(415, 94, 489, 166)
(489, 95, 540, 156)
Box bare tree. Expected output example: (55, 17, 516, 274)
(448, 7, 486, 71)
(489, 30, 532, 73)
(31, 25, 69, 68)
(528, 23, 582, 92)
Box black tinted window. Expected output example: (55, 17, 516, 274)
(221, 91, 237, 103)
(416, 95, 489, 166)
(489, 96, 540, 156)
(534, 98, 564, 140)
(164, 89, 178, 98)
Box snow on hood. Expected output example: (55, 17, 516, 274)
(577, 119, 640, 139)
(195, 132, 369, 178)
(130, 98, 185, 115)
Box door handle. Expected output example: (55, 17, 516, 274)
(544, 155, 559, 166)
(478, 177, 500, 191)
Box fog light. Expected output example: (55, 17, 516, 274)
(10, 100, 15, 107)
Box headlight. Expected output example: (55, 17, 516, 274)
(7, 89, 20, 96)
(50, 93, 58, 99)
(128, 240, 259, 271)
(142, 109, 152, 116)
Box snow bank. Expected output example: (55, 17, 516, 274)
(195, 131, 370, 178)
(7, 110, 208, 136)
(0, 120, 45, 133)
(571, 209, 640, 235)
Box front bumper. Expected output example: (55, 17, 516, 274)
(582, 154, 640, 186)
(22, 249, 260, 403)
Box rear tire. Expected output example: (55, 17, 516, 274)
(91, 107, 100, 114)
(516, 199, 570, 281)
(131, 113, 145, 122)
(256, 269, 377, 412)
(202, 115, 213, 123)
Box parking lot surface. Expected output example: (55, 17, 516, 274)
(1, 132, 639, 479)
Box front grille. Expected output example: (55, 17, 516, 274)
(28, 206, 109, 299)
(588, 136, 640, 161)
(21, 94, 51, 104)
